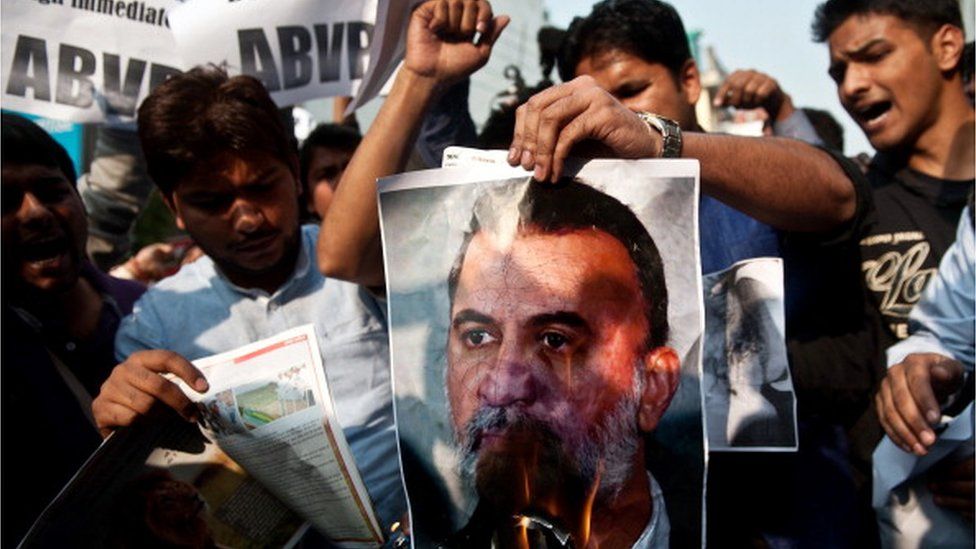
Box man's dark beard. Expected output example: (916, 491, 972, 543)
(459, 409, 592, 523)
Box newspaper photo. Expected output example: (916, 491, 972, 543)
(177, 324, 384, 547)
(20, 412, 307, 548)
(378, 156, 705, 548)
(702, 258, 798, 451)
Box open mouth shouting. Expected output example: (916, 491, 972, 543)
(852, 100, 892, 133)
(20, 234, 71, 267)
(12, 231, 80, 292)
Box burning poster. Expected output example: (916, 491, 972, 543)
(378, 158, 705, 548)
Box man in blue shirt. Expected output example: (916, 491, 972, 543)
(89, 66, 407, 537)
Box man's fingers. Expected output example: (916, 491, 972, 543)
(447, 0, 464, 32)
(93, 399, 139, 436)
(549, 108, 601, 181)
(724, 84, 743, 108)
(931, 359, 965, 403)
(714, 71, 746, 107)
(713, 81, 731, 107)
(755, 79, 776, 101)
(474, 0, 492, 30)
(459, 0, 479, 35)
(897, 358, 940, 429)
(891, 365, 937, 447)
(136, 350, 209, 392)
(429, 0, 449, 31)
(879, 380, 924, 454)
(876, 388, 897, 444)
(532, 94, 589, 181)
(510, 81, 580, 169)
(108, 375, 159, 415)
(119, 365, 198, 420)
(741, 75, 764, 106)
(756, 79, 779, 107)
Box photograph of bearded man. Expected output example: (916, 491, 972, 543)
(378, 164, 704, 548)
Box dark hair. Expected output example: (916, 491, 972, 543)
(447, 178, 669, 350)
(801, 107, 845, 152)
(1, 112, 77, 182)
(962, 41, 974, 85)
(299, 123, 361, 185)
(558, 0, 691, 83)
(137, 65, 295, 196)
(812, 0, 963, 43)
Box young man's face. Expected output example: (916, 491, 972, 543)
(828, 14, 948, 151)
(169, 150, 301, 289)
(304, 145, 353, 220)
(575, 49, 700, 129)
(446, 227, 678, 507)
(1, 163, 87, 295)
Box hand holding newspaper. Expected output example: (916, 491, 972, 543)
(22, 325, 382, 548)
(174, 324, 384, 547)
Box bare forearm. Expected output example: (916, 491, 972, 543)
(317, 71, 440, 285)
(686, 133, 856, 232)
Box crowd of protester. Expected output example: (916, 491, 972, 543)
(2, 0, 973, 546)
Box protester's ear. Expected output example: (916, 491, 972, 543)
(931, 24, 965, 72)
(678, 59, 702, 107)
(637, 346, 681, 432)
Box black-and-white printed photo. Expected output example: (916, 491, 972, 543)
(703, 258, 797, 451)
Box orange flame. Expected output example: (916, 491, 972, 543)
(579, 462, 602, 547)
(517, 516, 531, 549)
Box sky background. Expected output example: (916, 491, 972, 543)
(544, 0, 874, 156)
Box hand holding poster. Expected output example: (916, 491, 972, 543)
(378, 155, 706, 548)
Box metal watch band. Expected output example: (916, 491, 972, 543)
(636, 111, 683, 158)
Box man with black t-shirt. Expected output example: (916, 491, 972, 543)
(760, 1, 974, 545)
(809, 2, 972, 449)
(817, 0, 974, 345)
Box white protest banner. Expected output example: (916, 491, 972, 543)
(168, 0, 378, 110)
(1, 0, 186, 123)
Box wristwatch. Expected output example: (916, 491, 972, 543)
(636, 112, 683, 158)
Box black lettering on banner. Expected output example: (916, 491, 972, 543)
(277, 26, 312, 89)
(345, 22, 373, 79)
(102, 54, 146, 116)
(313, 23, 343, 83)
(5, 35, 52, 101)
(238, 28, 281, 91)
(148, 63, 181, 91)
(56, 44, 96, 107)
